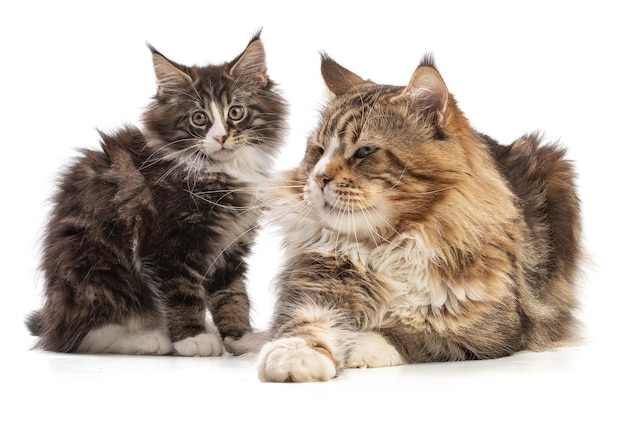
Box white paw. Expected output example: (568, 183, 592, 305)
(257, 337, 337, 382)
(173, 332, 223, 357)
(79, 326, 173, 355)
(345, 332, 405, 368)
(133, 332, 173, 356)
(224, 331, 271, 356)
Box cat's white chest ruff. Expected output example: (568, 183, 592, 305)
(360, 234, 468, 325)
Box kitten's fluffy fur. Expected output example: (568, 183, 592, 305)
(258, 55, 581, 382)
(27, 34, 287, 356)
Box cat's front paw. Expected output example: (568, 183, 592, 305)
(345, 332, 406, 368)
(173, 332, 223, 357)
(257, 337, 337, 382)
(224, 331, 271, 356)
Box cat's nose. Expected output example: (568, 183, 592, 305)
(314, 174, 331, 189)
(213, 135, 227, 146)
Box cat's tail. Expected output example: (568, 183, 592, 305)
(25, 310, 44, 336)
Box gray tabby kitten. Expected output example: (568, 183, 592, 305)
(26, 33, 287, 356)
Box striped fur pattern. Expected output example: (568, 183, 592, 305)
(258, 55, 582, 381)
(26, 33, 287, 355)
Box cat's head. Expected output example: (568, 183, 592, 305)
(280, 54, 506, 243)
(143, 33, 287, 179)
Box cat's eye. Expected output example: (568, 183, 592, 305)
(191, 111, 209, 127)
(354, 146, 378, 159)
(228, 105, 246, 122)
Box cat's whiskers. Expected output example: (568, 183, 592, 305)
(153, 146, 203, 184)
(140, 134, 209, 180)
(331, 200, 346, 261)
(140, 138, 196, 170)
(349, 201, 364, 262)
(356, 199, 396, 256)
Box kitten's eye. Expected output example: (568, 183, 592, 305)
(228, 105, 246, 122)
(354, 146, 378, 159)
(191, 111, 209, 127)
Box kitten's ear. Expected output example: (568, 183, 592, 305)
(398, 56, 451, 127)
(148, 44, 193, 96)
(229, 36, 268, 87)
(321, 54, 370, 97)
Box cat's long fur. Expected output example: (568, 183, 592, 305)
(257, 54, 581, 382)
(27, 33, 287, 355)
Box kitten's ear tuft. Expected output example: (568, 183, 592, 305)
(230, 36, 268, 87)
(148, 44, 193, 96)
(399, 56, 451, 127)
(321, 54, 369, 97)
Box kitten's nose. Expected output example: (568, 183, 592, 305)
(315, 174, 331, 189)
(214, 135, 227, 146)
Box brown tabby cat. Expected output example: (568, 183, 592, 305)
(257, 54, 581, 382)
(26, 33, 287, 356)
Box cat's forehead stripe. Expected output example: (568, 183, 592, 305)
(313, 136, 340, 176)
(322, 104, 366, 145)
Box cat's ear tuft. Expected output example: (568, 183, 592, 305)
(148, 44, 193, 96)
(230, 36, 268, 87)
(399, 56, 451, 127)
(321, 54, 369, 97)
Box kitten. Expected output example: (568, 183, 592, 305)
(257, 54, 581, 381)
(26, 33, 287, 356)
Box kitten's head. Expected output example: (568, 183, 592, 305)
(280, 54, 506, 243)
(143, 33, 287, 178)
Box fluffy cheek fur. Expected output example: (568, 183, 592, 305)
(303, 176, 393, 237)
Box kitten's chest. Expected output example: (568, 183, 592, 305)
(161, 173, 257, 219)
(149, 175, 260, 247)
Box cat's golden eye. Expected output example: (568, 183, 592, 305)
(228, 105, 246, 122)
(191, 111, 209, 127)
(354, 146, 378, 159)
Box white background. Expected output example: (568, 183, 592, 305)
(1, 1, 624, 427)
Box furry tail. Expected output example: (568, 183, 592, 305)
(25, 311, 44, 336)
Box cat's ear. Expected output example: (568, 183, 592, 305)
(397, 55, 451, 127)
(321, 54, 370, 97)
(148, 44, 193, 96)
(229, 36, 268, 87)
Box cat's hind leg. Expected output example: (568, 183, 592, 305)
(78, 324, 173, 355)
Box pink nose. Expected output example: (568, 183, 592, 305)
(214, 135, 227, 146)
(315, 174, 331, 189)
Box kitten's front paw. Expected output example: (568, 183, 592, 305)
(224, 331, 271, 356)
(257, 337, 337, 382)
(173, 332, 223, 357)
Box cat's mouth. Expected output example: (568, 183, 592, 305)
(319, 202, 390, 237)
(322, 201, 369, 214)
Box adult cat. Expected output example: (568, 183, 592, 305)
(258, 54, 581, 381)
(26, 33, 287, 356)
